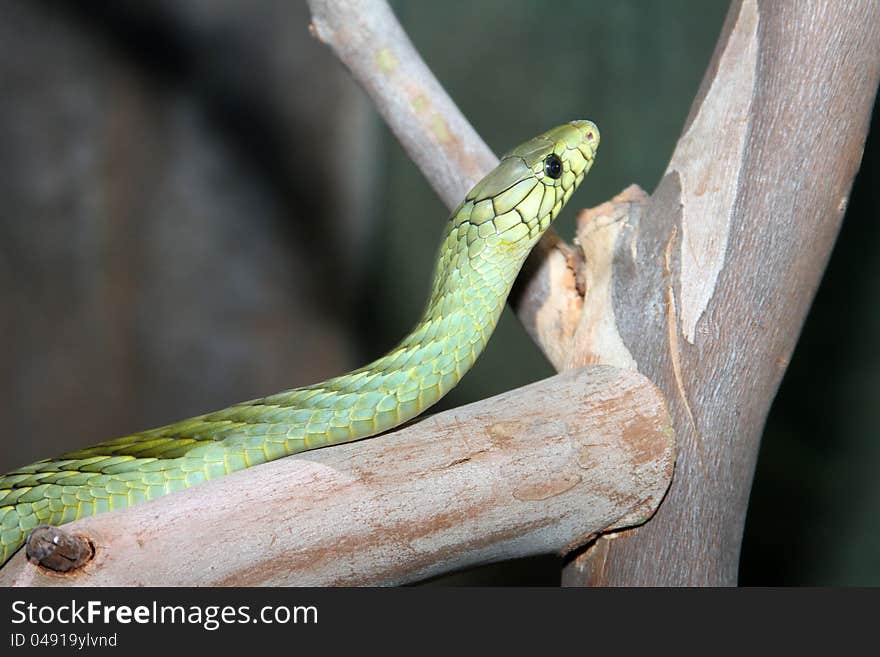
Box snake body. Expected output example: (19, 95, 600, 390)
(0, 121, 598, 566)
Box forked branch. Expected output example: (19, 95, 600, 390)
(310, 0, 880, 587)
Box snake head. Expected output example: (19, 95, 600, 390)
(501, 119, 600, 216)
(460, 120, 599, 246)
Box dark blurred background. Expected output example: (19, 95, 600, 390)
(0, 0, 876, 585)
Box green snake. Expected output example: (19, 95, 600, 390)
(0, 121, 599, 566)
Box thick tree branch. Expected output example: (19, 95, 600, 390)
(0, 366, 673, 586)
(561, 0, 880, 585)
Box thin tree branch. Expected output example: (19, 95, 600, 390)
(308, 0, 495, 206)
(0, 366, 673, 586)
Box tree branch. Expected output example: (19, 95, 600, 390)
(0, 366, 673, 586)
(307, 0, 495, 206)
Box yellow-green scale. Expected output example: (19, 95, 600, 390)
(0, 120, 598, 566)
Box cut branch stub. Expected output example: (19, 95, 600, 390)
(0, 365, 674, 587)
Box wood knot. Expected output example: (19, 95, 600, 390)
(26, 525, 94, 573)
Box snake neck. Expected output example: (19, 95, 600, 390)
(379, 214, 533, 395)
(265, 213, 534, 438)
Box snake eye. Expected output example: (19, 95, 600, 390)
(544, 154, 563, 179)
